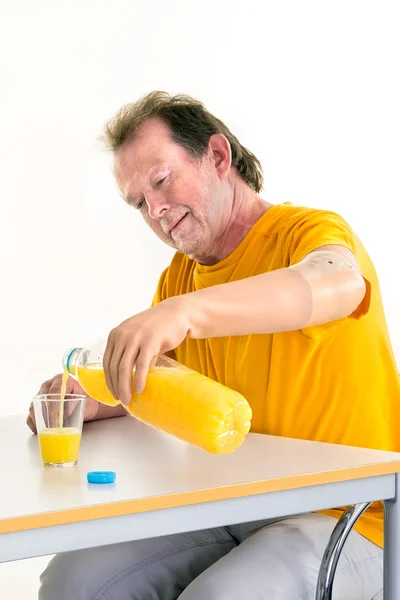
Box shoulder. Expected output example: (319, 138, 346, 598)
(266, 204, 358, 266)
(269, 204, 352, 232)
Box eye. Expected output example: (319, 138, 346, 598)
(135, 199, 145, 210)
(156, 176, 167, 188)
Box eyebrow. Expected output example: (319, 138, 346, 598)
(124, 161, 169, 205)
(124, 193, 137, 205)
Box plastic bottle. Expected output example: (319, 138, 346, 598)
(63, 341, 252, 454)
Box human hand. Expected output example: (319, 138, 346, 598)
(27, 373, 100, 433)
(103, 297, 190, 405)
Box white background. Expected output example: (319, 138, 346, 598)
(0, 1, 399, 595)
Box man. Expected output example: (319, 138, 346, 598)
(30, 91, 399, 599)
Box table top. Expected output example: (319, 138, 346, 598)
(1, 414, 400, 535)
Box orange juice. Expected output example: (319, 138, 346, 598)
(58, 367, 69, 428)
(74, 364, 119, 406)
(38, 427, 81, 465)
(73, 363, 252, 454)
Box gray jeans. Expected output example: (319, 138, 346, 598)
(39, 513, 383, 600)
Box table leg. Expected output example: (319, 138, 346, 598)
(315, 502, 371, 600)
(384, 472, 400, 600)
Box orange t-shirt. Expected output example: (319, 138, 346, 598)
(152, 203, 400, 548)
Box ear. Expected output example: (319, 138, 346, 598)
(208, 134, 231, 179)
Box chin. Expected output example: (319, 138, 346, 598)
(168, 223, 207, 257)
(174, 238, 204, 257)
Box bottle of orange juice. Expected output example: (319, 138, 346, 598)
(63, 341, 252, 454)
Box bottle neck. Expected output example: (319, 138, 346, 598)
(62, 348, 82, 376)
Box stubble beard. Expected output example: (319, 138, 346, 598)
(170, 215, 207, 257)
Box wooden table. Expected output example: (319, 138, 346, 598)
(1, 415, 400, 599)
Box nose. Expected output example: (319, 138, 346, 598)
(145, 191, 169, 220)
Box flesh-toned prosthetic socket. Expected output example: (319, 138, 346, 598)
(289, 246, 367, 328)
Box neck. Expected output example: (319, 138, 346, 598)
(195, 178, 272, 266)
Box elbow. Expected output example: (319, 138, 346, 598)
(306, 271, 367, 327)
(341, 273, 367, 318)
(352, 274, 367, 309)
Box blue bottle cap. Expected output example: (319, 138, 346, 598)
(87, 471, 116, 484)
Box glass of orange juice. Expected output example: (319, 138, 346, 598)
(33, 394, 86, 467)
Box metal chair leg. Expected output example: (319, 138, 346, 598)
(315, 502, 371, 600)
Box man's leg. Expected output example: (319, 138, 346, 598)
(179, 513, 383, 600)
(39, 527, 236, 600)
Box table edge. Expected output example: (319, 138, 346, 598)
(2, 461, 400, 534)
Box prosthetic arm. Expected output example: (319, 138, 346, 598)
(181, 245, 368, 339)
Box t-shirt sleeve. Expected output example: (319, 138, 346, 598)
(282, 208, 371, 332)
(286, 209, 357, 266)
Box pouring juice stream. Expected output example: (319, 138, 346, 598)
(58, 367, 69, 428)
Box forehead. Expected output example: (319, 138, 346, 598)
(114, 118, 185, 184)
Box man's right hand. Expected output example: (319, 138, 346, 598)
(27, 374, 101, 434)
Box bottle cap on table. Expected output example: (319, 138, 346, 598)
(87, 471, 116, 484)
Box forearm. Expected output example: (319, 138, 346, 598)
(179, 249, 366, 339)
(181, 268, 313, 339)
(86, 402, 127, 422)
